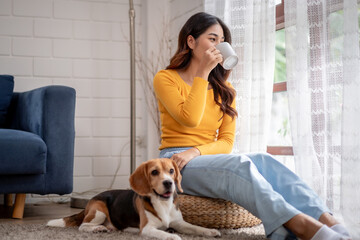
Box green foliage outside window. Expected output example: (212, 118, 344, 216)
(274, 29, 286, 83)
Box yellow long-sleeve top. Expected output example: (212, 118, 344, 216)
(153, 69, 236, 155)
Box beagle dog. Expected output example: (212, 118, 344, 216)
(47, 158, 221, 239)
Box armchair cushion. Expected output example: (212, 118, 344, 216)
(0, 129, 46, 175)
(0, 75, 14, 127)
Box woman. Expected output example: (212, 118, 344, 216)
(153, 12, 351, 240)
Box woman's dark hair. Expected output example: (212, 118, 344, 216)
(166, 12, 238, 120)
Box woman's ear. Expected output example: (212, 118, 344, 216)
(129, 162, 151, 196)
(171, 159, 183, 193)
(187, 35, 195, 50)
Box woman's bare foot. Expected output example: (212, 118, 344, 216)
(284, 213, 322, 240)
(319, 212, 339, 227)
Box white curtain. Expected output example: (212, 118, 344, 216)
(285, 0, 360, 236)
(205, 0, 276, 153)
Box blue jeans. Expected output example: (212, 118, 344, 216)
(159, 147, 330, 240)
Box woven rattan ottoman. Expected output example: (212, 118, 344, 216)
(178, 194, 261, 229)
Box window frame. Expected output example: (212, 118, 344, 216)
(266, 0, 294, 156)
(276, 0, 285, 30)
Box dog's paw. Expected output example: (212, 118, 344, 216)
(92, 225, 110, 233)
(203, 229, 221, 237)
(165, 234, 182, 240)
(79, 224, 109, 233)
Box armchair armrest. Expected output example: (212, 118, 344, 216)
(8, 86, 76, 194)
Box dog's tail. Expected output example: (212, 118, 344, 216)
(47, 210, 85, 228)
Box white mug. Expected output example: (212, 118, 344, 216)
(215, 42, 238, 70)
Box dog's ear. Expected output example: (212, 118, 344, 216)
(171, 159, 183, 193)
(129, 162, 151, 196)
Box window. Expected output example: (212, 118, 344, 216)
(267, 0, 295, 171)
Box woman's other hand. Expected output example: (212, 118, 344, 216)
(171, 148, 201, 170)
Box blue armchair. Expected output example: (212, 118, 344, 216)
(0, 75, 76, 218)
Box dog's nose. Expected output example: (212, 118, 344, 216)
(163, 180, 172, 189)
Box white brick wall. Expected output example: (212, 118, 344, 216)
(54, 0, 92, 20)
(0, 0, 11, 15)
(34, 58, 72, 77)
(74, 21, 112, 40)
(0, 37, 11, 55)
(0, 0, 203, 204)
(13, 0, 52, 17)
(13, 38, 52, 57)
(0, 0, 146, 202)
(35, 19, 73, 38)
(53, 40, 92, 58)
(0, 56, 32, 75)
(0, 18, 33, 36)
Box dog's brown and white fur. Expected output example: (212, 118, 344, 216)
(47, 158, 221, 239)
